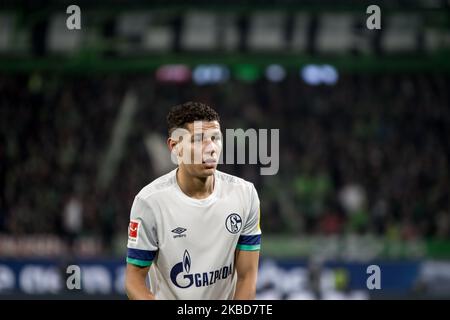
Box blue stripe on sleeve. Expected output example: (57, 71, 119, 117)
(127, 248, 157, 261)
(238, 234, 261, 245)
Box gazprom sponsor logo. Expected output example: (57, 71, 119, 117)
(170, 250, 233, 289)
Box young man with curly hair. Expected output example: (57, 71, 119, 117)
(125, 102, 261, 300)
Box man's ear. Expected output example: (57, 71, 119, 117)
(168, 138, 181, 165)
(168, 127, 189, 160)
(167, 138, 180, 156)
(167, 137, 176, 152)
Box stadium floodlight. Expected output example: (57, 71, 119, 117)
(301, 65, 322, 85)
(265, 64, 286, 82)
(155, 64, 191, 83)
(321, 64, 339, 85)
(300, 64, 338, 86)
(192, 64, 230, 85)
(234, 64, 261, 83)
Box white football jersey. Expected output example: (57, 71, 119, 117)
(126, 168, 261, 300)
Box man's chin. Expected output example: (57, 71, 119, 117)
(199, 165, 217, 177)
(182, 163, 217, 177)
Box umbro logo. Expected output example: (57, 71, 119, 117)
(172, 227, 186, 234)
(171, 227, 187, 238)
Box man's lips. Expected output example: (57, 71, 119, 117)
(202, 158, 217, 166)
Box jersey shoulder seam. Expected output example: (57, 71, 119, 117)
(136, 171, 177, 202)
(215, 170, 254, 188)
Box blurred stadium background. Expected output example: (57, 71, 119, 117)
(1, 0, 449, 299)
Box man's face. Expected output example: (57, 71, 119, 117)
(170, 120, 222, 178)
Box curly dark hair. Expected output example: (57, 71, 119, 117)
(167, 101, 220, 135)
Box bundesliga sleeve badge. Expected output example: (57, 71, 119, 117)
(128, 220, 140, 244)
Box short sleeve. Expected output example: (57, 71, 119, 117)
(237, 184, 262, 251)
(126, 196, 159, 267)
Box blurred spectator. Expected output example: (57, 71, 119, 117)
(62, 194, 83, 248)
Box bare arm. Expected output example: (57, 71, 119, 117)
(233, 249, 260, 300)
(125, 263, 156, 300)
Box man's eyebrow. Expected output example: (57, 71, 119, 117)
(206, 127, 221, 132)
(205, 130, 221, 135)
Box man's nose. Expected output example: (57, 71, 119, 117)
(203, 138, 216, 154)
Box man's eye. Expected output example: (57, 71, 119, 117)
(212, 135, 221, 141)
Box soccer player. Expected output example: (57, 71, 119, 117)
(125, 102, 262, 300)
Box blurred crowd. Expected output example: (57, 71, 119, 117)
(1, 72, 449, 255)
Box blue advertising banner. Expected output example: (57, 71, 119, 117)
(0, 258, 437, 299)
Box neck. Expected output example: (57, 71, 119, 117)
(176, 167, 215, 199)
